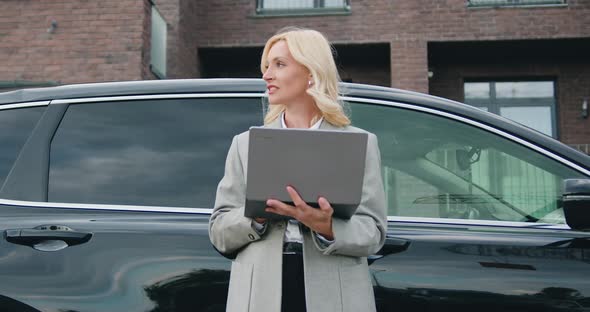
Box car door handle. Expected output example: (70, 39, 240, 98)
(4, 225, 92, 247)
(369, 237, 411, 264)
(380, 236, 411, 254)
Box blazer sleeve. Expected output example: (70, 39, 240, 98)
(311, 132, 387, 257)
(209, 134, 264, 255)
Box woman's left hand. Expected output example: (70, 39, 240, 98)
(265, 186, 334, 240)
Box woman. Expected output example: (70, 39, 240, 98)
(209, 27, 387, 312)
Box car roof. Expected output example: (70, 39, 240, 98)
(1, 78, 588, 170)
(0, 78, 266, 104)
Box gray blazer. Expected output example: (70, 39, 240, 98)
(209, 117, 387, 312)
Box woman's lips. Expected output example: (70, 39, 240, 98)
(267, 85, 278, 94)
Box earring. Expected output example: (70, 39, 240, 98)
(308, 80, 313, 87)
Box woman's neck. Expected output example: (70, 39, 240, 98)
(283, 99, 320, 129)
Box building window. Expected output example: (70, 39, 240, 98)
(150, 6, 167, 79)
(464, 80, 557, 138)
(256, 0, 350, 15)
(467, 0, 566, 8)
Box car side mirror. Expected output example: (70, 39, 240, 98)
(563, 179, 590, 231)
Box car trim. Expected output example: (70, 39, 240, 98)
(0, 198, 213, 214)
(387, 215, 570, 230)
(0, 101, 50, 110)
(0, 198, 572, 230)
(562, 195, 590, 200)
(341, 96, 590, 176)
(50, 93, 266, 104)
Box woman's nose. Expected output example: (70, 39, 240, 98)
(263, 68, 273, 81)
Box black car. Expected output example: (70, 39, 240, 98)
(0, 79, 588, 312)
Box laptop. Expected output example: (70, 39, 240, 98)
(245, 127, 368, 220)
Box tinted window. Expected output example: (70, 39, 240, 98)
(49, 98, 262, 207)
(0, 106, 45, 189)
(349, 101, 587, 224)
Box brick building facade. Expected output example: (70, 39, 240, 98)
(1, 0, 589, 147)
(0, 1, 148, 84)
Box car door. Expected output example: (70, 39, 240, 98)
(347, 97, 590, 312)
(0, 94, 263, 312)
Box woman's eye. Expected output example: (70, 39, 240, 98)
(277, 62, 285, 67)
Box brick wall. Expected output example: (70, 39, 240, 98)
(194, 0, 590, 92)
(176, 0, 200, 78)
(0, 0, 149, 84)
(558, 63, 590, 145)
(3, 0, 588, 88)
(142, 0, 155, 80)
(391, 40, 429, 93)
(152, 0, 199, 79)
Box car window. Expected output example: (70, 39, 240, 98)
(0, 106, 45, 189)
(348, 101, 587, 224)
(48, 98, 262, 208)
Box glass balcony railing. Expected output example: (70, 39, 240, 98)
(255, 0, 351, 15)
(467, 0, 566, 7)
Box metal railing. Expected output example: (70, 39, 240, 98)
(256, 0, 351, 14)
(569, 144, 590, 155)
(467, 0, 566, 7)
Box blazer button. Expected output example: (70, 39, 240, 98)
(248, 234, 255, 240)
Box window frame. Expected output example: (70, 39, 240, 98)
(255, 0, 351, 16)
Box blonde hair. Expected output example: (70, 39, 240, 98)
(260, 27, 350, 127)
